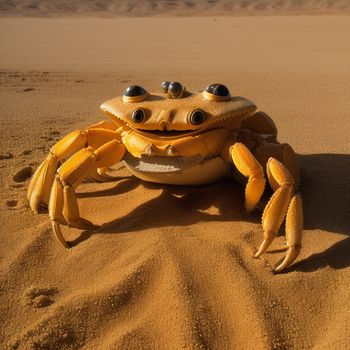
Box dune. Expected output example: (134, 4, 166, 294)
(0, 11, 350, 350)
(1, 0, 350, 17)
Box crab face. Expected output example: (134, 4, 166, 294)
(100, 82, 257, 140)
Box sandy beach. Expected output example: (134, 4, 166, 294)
(1, 2, 350, 349)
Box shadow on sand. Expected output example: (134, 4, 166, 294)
(292, 154, 350, 272)
(74, 153, 350, 272)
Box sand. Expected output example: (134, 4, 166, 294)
(1, 0, 350, 17)
(1, 6, 350, 350)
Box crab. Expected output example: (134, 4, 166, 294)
(27, 81, 303, 272)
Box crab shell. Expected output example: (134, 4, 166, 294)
(99, 85, 275, 185)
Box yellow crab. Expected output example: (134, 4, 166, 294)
(28, 81, 303, 272)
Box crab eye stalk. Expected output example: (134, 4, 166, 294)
(189, 110, 206, 126)
(123, 85, 148, 103)
(203, 83, 231, 101)
(131, 109, 146, 124)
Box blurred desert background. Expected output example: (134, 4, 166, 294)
(1, 1, 350, 349)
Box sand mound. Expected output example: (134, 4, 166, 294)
(1, 0, 350, 17)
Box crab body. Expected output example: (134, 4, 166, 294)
(28, 82, 303, 272)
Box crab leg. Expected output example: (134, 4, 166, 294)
(49, 176, 67, 247)
(275, 193, 303, 272)
(27, 153, 59, 214)
(28, 126, 121, 212)
(255, 141, 300, 190)
(49, 140, 126, 247)
(255, 184, 292, 256)
(255, 158, 303, 271)
(28, 157, 57, 212)
(230, 143, 266, 213)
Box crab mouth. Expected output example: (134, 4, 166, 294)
(137, 129, 196, 138)
(123, 153, 207, 173)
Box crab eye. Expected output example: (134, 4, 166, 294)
(131, 109, 145, 124)
(189, 110, 206, 126)
(168, 82, 184, 99)
(123, 85, 148, 103)
(161, 81, 171, 93)
(124, 85, 146, 97)
(206, 84, 229, 97)
(204, 83, 231, 101)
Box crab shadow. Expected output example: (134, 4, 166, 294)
(79, 174, 253, 234)
(75, 153, 350, 272)
(292, 153, 350, 272)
